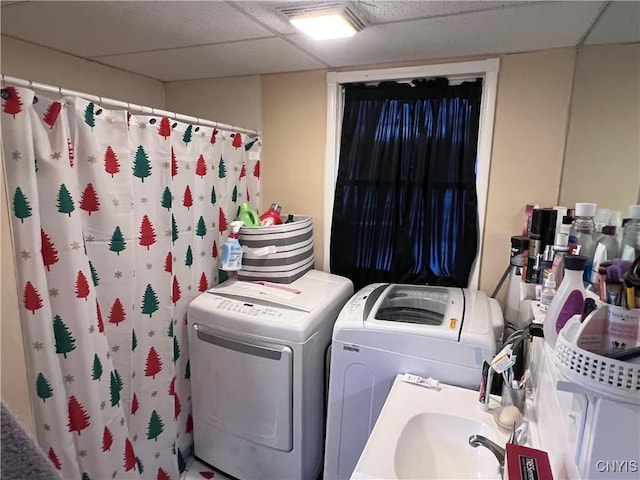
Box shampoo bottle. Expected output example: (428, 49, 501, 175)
(220, 221, 244, 271)
(543, 255, 587, 348)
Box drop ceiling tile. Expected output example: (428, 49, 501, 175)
(93, 38, 327, 82)
(0, 1, 274, 57)
(584, 1, 640, 45)
(288, 1, 604, 68)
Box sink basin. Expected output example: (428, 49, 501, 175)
(394, 412, 501, 479)
(351, 375, 508, 480)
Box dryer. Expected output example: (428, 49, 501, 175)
(323, 283, 504, 479)
(187, 270, 352, 480)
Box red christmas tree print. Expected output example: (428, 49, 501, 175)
(67, 395, 91, 435)
(183, 185, 193, 210)
(171, 147, 178, 178)
(79, 183, 100, 215)
(158, 117, 171, 139)
(199, 472, 215, 479)
(41, 228, 59, 271)
(75, 270, 90, 301)
(198, 272, 208, 292)
(157, 468, 171, 480)
(104, 146, 120, 177)
(253, 160, 260, 178)
(212, 240, 218, 259)
(139, 215, 157, 250)
(109, 298, 126, 326)
(174, 393, 182, 420)
(239, 162, 247, 179)
(102, 426, 113, 451)
(219, 208, 228, 233)
(96, 300, 104, 333)
(24, 281, 43, 314)
(124, 438, 136, 471)
(232, 132, 243, 149)
(164, 251, 173, 274)
(43, 101, 62, 129)
(67, 139, 74, 167)
(48, 447, 62, 470)
(144, 346, 163, 379)
(2, 86, 23, 118)
(172, 275, 182, 305)
(210, 128, 218, 144)
(185, 414, 193, 434)
(196, 154, 207, 178)
(131, 393, 139, 415)
(168, 376, 176, 395)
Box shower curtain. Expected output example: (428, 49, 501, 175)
(1, 85, 260, 479)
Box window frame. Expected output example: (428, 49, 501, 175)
(323, 59, 500, 289)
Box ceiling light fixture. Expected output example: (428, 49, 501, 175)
(280, 2, 367, 41)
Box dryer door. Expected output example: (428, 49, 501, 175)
(191, 323, 293, 451)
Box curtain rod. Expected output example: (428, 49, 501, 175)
(1, 74, 260, 137)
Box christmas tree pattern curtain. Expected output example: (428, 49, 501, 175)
(1, 85, 260, 480)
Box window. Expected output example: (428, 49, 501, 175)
(323, 60, 499, 290)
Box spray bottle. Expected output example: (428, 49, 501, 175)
(220, 221, 244, 271)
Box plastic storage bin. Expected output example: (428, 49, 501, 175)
(238, 215, 314, 283)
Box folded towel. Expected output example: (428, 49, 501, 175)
(1, 402, 62, 480)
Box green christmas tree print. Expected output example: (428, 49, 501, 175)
(147, 410, 164, 441)
(177, 448, 186, 474)
(210, 185, 217, 205)
(89, 261, 100, 286)
(92, 354, 103, 381)
(81, 473, 92, 480)
(161, 186, 172, 210)
(184, 359, 190, 379)
(173, 336, 181, 363)
(135, 457, 144, 474)
(53, 315, 76, 359)
(132, 145, 151, 182)
(109, 226, 126, 255)
(56, 184, 75, 217)
(110, 370, 124, 407)
(231, 185, 238, 202)
(141, 283, 159, 317)
(84, 102, 95, 129)
(12, 186, 32, 223)
(171, 215, 178, 245)
(132, 329, 137, 352)
(185, 245, 193, 268)
(218, 156, 226, 178)
(182, 125, 193, 145)
(167, 319, 173, 337)
(196, 216, 207, 238)
(36, 372, 53, 402)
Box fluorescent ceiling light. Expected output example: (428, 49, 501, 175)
(281, 3, 367, 41)
(290, 12, 358, 40)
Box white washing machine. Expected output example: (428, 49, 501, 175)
(187, 270, 353, 480)
(323, 283, 504, 479)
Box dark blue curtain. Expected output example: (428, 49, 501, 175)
(330, 77, 482, 291)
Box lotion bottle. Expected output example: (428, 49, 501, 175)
(543, 255, 587, 348)
(220, 221, 244, 271)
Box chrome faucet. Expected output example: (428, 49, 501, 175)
(468, 434, 505, 475)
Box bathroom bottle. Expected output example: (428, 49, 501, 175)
(591, 225, 619, 289)
(259, 203, 283, 227)
(543, 255, 587, 348)
(237, 202, 260, 227)
(539, 273, 557, 311)
(220, 221, 244, 271)
(568, 203, 596, 284)
(620, 204, 640, 261)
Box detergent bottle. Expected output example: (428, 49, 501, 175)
(260, 203, 283, 227)
(237, 202, 260, 227)
(220, 221, 244, 271)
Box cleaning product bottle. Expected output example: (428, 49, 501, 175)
(621, 204, 640, 261)
(260, 203, 283, 227)
(237, 202, 260, 227)
(568, 203, 596, 284)
(543, 255, 587, 348)
(539, 273, 557, 311)
(220, 221, 244, 271)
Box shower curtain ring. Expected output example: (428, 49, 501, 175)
(28, 79, 33, 89)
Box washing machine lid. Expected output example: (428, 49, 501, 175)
(364, 285, 465, 341)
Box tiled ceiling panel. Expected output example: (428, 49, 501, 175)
(288, 1, 604, 68)
(94, 38, 327, 82)
(584, 1, 640, 45)
(0, 1, 275, 57)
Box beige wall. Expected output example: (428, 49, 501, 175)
(560, 43, 640, 212)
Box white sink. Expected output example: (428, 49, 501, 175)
(351, 375, 508, 480)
